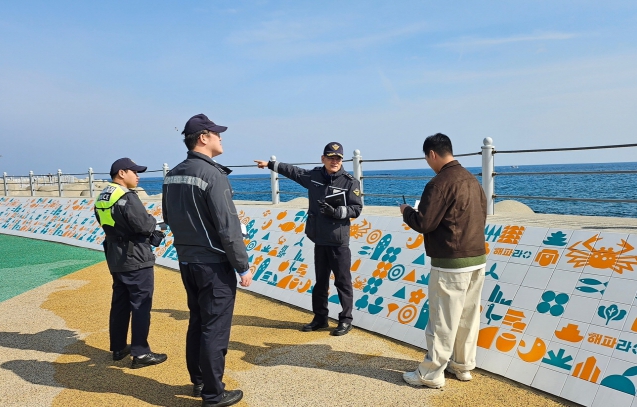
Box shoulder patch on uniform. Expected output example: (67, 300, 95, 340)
(353, 188, 360, 196)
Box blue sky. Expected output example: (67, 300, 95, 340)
(1, 1, 636, 176)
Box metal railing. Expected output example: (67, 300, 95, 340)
(3, 139, 637, 217)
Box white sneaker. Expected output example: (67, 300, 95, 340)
(445, 365, 472, 381)
(402, 368, 445, 388)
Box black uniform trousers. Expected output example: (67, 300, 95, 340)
(109, 267, 154, 357)
(179, 261, 237, 404)
(312, 245, 353, 324)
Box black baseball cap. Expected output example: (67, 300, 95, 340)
(110, 158, 147, 176)
(182, 113, 228, 136)
(323, 142, 344, 158)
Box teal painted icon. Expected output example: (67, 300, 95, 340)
(576, 278, 607, 295)
(388, 264, 405, 281)
(598, 304, 627, 325)
(543, 231, 568, 246)
(600, 366, 637, 395)
(537, 291, 569, 316)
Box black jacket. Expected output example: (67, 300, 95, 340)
(269, 161, 363, 246)
(162, 151, 249, 273)
(94, 187, 156, 273)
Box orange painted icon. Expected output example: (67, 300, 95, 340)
(496, 332, 518, 352)
(555, 323, 584, 342)
(351, 259, 361, 272)
(277, 211, 287, 220)
(566, 235, 637, 274)
(406, 234, 424, 249)
(279, 222, 296, 232)
(497, 225, 526, 244)
(403, 270, 416, 282)
(573, 356, 601, 383)
(517, 338, 547, 362)
(631, 318, 637, 332)
(350, 219, 371, 239)
(477, 326, 499, 349)
(367, 230, 382, 244)
(535, 249, 560, 267)
(386, 303, 400, 317)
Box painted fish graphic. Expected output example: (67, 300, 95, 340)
(576, 278, 608, 295)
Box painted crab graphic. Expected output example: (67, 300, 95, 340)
(566, 235, 637, 274)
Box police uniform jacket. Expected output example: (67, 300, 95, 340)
(162, 151, 249, 273)
(94, 185, 157, 273)
(268, 161, 363, 246)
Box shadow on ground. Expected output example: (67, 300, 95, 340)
(0, 329, 196, 406)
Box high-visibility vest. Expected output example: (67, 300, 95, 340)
(95, 183, 128, 227)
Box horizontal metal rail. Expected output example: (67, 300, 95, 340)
(362, 151, 481, 163)
(278, 190, 306, 197)
(362, 175, 435, 180)
(363, 193, 421, 199)
(233, 191, 273, 195)
(495, 170, 637, 176)
(495, 195, 637, 204)
(495, 143, 637, 154)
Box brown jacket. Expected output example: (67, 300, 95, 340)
(403, 160, 487, 260)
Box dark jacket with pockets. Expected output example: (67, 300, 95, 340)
(94, 187, 156, 273)
(402, 160, 487, 259)
(162, 151, 249, 273)
(269, 161, 363, 246)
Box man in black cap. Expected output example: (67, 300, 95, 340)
(94, 158, 167, 369)
(162, 114, 252, 407)
(255, 142, 363, 336)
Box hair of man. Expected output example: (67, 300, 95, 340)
(183, 129, 211, 151)
(423, 133, 453, 157)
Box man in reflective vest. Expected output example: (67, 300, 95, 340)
(94, 157, 167, 369)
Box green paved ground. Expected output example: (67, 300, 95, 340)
(0, 234, 104, 303)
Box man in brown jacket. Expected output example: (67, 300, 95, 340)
(400, 133, 487, 388)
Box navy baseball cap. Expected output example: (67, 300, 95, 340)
(110, 158, 147, 176)
(323, 142, 344, 158)
(182, 114, 228, 136)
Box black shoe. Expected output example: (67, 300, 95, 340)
(301, 319, 329, 332)
(332, 322, 352, 336)
(113, 345, 131, 361)
(131, 352, 168, 369)
(193, 383, 204, 397)
(202, 390, 243, 407)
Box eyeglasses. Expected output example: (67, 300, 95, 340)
(325, 156, 343, 162)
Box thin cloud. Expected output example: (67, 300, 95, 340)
(436, 32, 579, 49)
(227, 20, 428, 58)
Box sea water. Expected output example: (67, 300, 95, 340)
(139, 162, 637, 218)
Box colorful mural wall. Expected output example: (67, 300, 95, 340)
(3, 195, 637, 406)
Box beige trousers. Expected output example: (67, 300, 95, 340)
(417, 266, 485, 381)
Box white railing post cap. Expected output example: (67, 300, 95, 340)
(483, 137, 493, 146)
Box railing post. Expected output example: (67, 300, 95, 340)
(352, 149, 364, 205)
(3, 172, 7, 196)
(88, 167, 94, 198)
(29, 171, 35, 196)
(162, 163, 169, 178)
(57, 169, 63, 197)
(270, 155, 279, 204)
(481, 137, 495, 215)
